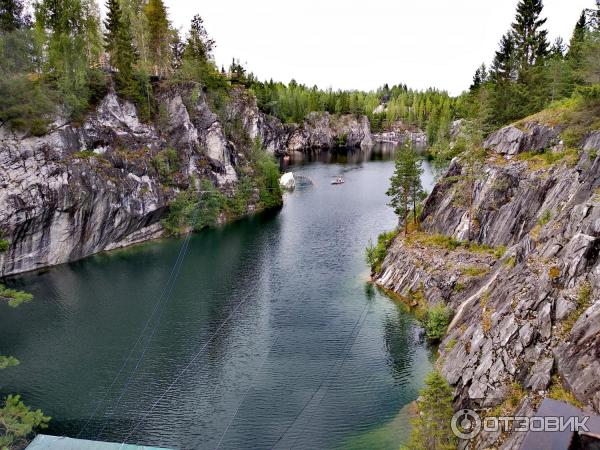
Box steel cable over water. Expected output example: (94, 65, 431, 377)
(270, 299, 371, 448)
(94, 231, 194, 439)
(76, 209, 199, 439)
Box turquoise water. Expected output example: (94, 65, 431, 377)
(0, 147, 435, 449)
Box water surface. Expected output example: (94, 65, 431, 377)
(1, 146, 435, 449)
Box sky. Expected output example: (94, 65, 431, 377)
(162, 0, 594, 95)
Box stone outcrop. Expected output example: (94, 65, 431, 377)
(227, 88, 374, 154)
(0, 86, 244, 276)
(374, 121, 600, 448)
(0, 84, 380, 276)
(483, 122, 561, 156)
(372, 120, 427, 147)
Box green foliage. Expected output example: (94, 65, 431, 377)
(34, 0, 103, 118)
(460, 265, 490, 277)
(144, 0, 172, 78)
(365, 229, 399, 274)
(0, 232, 8, 253)
(408, 232, 505, 259)
(0, 356, 19, 369)
(250, 80, 455, 142)
(0, 0, 30, 32)
(444, 338, 457, 351)
(0, 283, 33, 307)
(162, 179, 226, 235)
(423, 305, 453, 342)
(459, 2, 600, 133)
(153, 148, 179, 185)
(406, 371, 456, 450)
(251, 141, 283, 209)
(387, 143, 424, 234)
(72, 150, 96, 159)
(0, 395, 50, 450)
(561, 282, 593, 335)
(537, 209, 552, 226)
(548, 375, 583, 408)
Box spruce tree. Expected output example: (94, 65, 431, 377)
(113, 12, 138, 92)
(183, 14, 214, 62)
(511, 0, 549, 72)
(0, 0, 30, 32)
(104, 0, 122, 56)
(386, 143, 423, 235)
(567, 10, 588, 71)
(144, 0, 171, 78)
(406, 371, 456, 450)
(491, 33, 517, 82)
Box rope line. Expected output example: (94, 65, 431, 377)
(270, 301, 371, 449)
(120, 290, 255, 444)
(76, 230, 187, 438)
(214, 346, 274, 449)
(289, 303, 371, 449)
(94, 231, 194, 439)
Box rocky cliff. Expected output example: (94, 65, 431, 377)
(0, 84, 379, 276)
(374, 121, 600, 448)
(228, 88, 374, 153)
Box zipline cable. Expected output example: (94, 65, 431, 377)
(120, 289, 256, 444)
(94, 230, 194, 439)
(270, 300, 371, 448)
(76, 227, 193, 438)
(289, 303, 371, 449)
(214, 346, 274, 450)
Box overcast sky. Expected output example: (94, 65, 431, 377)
(163, 0, 594, 95)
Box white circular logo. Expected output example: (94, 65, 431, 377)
(451, 409, 482, 440)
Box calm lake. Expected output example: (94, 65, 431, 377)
(0, 145, 436, 449)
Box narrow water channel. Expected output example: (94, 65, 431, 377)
(0, 145, 436, 449)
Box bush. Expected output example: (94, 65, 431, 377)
(153, 148, 180, 186)
(406, 371, 456, 450)
(424, 305, 453, 342)
(365, 229, 399, 274)
(0, 234, 8, 253)
(250, 141, 283, 209)
(162, 179, 228, 236)
(0, 395, 50, 450)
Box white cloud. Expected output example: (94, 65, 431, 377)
(162, 0, 594, 95)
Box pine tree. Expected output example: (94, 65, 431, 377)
(113, 13, 138, 91)
(406, 371, 456, 450)
(491, 33, 517, 82)
(144, 0, 171, 78)
(511, 0, 549, 73)
(0, 0, 30, 32)
(386, 143, 423, 235)
(183, 14, 214, 62)
(104, 0, 122, 56)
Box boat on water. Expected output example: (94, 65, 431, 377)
(331, 177, 345, 185)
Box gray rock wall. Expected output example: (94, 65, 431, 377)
(374, 122, 600, 448)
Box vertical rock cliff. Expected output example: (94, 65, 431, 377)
(374, 122, 600, 448)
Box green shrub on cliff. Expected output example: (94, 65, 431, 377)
(0, 232, 8, 253)
(423, 306, 453, 343)
(365, 229, 399, 274)
(405, 371, 456, 450)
